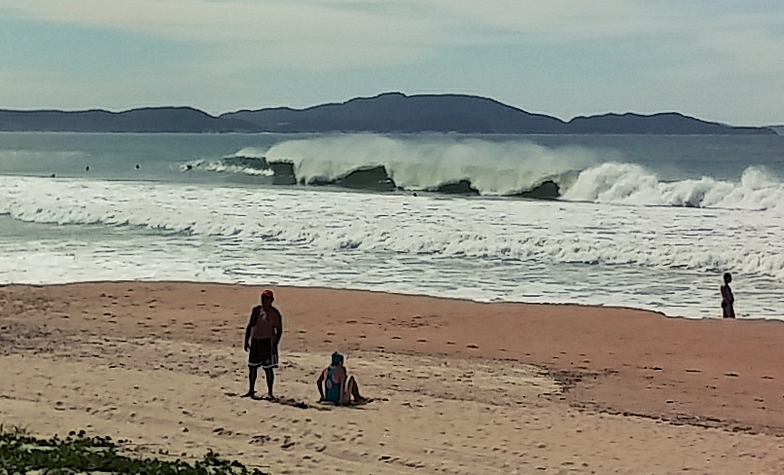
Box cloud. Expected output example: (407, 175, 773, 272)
(4, 1, 784, 72)
(699, 23, 784, 76)
(427, 0, 670, 40)
(2, 1, 784, 123)
(0, 0, 447, 70)
(0, 1, 704, 71)
(652, 10, 784, 89)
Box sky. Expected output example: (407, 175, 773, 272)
(1, 1, 783, 126)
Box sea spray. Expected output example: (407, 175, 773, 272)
(263, 134, 597, 195)
(562, 163, 784, 210)
(182, 135, 784, 210)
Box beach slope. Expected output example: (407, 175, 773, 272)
(2, 283, 783, 474)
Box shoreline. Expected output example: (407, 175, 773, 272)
(3, 279, 752, 322)
(3, 281, 784, 473)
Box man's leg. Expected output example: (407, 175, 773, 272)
(243, 366, 258, 397)
(347, 376, 364, 402)
(264, 368, 275, 398)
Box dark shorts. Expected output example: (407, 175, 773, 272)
(722, 302, 735, 319)
(249, 337, 278, 369)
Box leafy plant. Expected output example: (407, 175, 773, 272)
(0, 427, 269, 475)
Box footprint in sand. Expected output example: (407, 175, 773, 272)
(250, 434, 270, 445)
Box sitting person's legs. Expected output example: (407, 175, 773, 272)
(341, 376, 365, 404)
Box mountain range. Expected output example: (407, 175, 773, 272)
(0, 92, 776, 135)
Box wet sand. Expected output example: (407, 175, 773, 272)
(2, 282, 784, 474)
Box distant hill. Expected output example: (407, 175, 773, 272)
(223, 93, 773, 135)
(566, 112, 771, 135)
(0, 93, 776, 134)
(0, 107, 254, 133)
(222, 93, 567, 134)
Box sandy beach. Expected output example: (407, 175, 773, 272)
(2, 282, 784, 474)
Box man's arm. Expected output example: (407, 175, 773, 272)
(274, 308, 283, 346)
(721, 286, 733, 304)
(244, 307, 259, 351)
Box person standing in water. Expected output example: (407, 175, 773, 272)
(243, 290, 283, 398)
(721, 272, 735, 319)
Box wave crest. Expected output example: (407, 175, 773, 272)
(176, 135, 784, 210)
(264, 134, 594, 196)
(563, 163, 784, 210)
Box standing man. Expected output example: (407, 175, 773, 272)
(243, 289, 283, 399)
(720, 272, 735, 319)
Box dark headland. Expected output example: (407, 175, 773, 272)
(0, 92, 776, 135)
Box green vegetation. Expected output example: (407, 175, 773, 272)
(0, 427, 269, 475)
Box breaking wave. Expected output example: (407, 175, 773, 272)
(179, 135, 784, 210)
(179, 156, 274, 176)
(564, 163, 784, 210)
(261, 135, 591, 197)
(177, 135, 592, 197)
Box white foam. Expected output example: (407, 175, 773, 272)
(2, 175, 783, 318)
(179, 158, 274, 176)
(563, 162, 784, 210)
(264, 134, 596, 194)
(1, 175, 783, 279)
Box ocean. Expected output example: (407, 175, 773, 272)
(1, 132, 783, 319)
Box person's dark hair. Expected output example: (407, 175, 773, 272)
(331, 352, 344, 366)
(723, 272, 732, 283)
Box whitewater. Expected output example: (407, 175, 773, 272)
(1, 132, 782, 319)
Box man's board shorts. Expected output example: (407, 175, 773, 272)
(248, 337, 278, 369)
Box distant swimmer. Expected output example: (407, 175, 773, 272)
(721, 272, 735, 318)
(135, 164, 140, 169)
(185, 164, 193, 171)
(243, 290, 283, 399)
(317, 352, 368, 405)
(85, 166, 90, 171)
(50, 173, 56, 178)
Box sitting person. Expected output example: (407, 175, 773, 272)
(317, 352, 367, 405)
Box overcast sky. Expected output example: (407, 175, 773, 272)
(1, 0, 783, 125)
